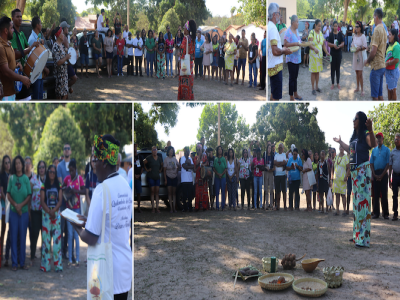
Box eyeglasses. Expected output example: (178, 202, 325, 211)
(64, 147, 71, 150)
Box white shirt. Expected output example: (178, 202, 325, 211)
(180, 156, 193, 183)
(118, 167, 129, 182)
(123, 30, 129, 41)
(323, 25, 330, 38)
(125, 38, 134, 56)
(97, 15, 104, 31)
(274, 152, 287, 176)
(133, 37, 143, 56)
(394, 20, 399, 30)
(85, 175, 132, 294)
(268, 21, 283, 70)
(127, 168, 132, 183)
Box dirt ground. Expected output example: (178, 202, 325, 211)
(0, 235, 133, 299)
(267, 51, 400, 100)
(70, 57, 265, 101)
(134, 189, 400, 300)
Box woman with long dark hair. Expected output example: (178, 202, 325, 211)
(104, 29, 114, 78)
(317, 150, 330, 214)
(141, 29, 147, 72)
(211, 33, 219, 80)
(226, 148, 238, 210)
(301, 149, 313, 212)
(178, 19, 197, 100)
(201, 32, 213, 80)
(40, 165, 63, 272)
(145, 30, 156, 77)
(7, 155, 31, 271)
(214, 146, 227, 211)
(193, 144, 209, 211)
(264, 145, 274, 210)
(156, 32, 166, 79)
(302, 22, 310, 68)
(332, 145, 349, 216)
(334, 112, 376, 248)
(327, 21, 345, 90)
(164, 146, 179, 213)
(312, 151, 319, 211)
(239, 149, 251, 209)
(385, 28, 400, 100)
(351, 21, 367, 96)
(174, 29, 184, 78)
(252, 148, 264, 210)
(0, 155, 11, 266)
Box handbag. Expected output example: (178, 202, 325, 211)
(210, 51, 213, 64)
(307, 170, 316, 186)
(87, 182, 113, 300)
(180, 35, 191, 76)
(327, 188, 333, 206)
(362, 49, 367, 64)
(256, 56, 260, 69)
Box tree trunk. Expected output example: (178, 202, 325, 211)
(343, 0, 350, 23)
(16, 0, 26, 16)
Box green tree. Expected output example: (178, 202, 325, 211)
(135, 11, 150, 33)
(58, 0, 76, 27)
(253, 104, 329, 155)
(238, 0, 266, 26)
(148, 103, 180, 135)
(368, 103, 400, 151)
(297, 0, 311, 19)
(31, 0, 75, 28)
(0, 119, 14, 161)
(33, 106, 85, 171)
(196, 103, 250, 152)
(230, 6, 236, 18)
(67, 103, 132, 157)
(158, 7, 180, 38)
(134, 103, 159, 149)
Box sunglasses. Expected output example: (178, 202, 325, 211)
(64, 147, 71, 150)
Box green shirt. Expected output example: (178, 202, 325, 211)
(214, 157, 227, 178)
(276, 23, 287, 32)
(386, 41, 400, 69)
(11, 29, 30, 67)
(146, 38, 155, 54)
(92, 37, 102, 54)
(145, 155, 163, 180)
(7, 174, 31, 213)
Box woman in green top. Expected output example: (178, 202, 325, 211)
(143, 146, 163, 213)
(92, 30, 103, 78)
(7, 155, 32, 271)
(145, 30, 156, 77)
(214, 146, 227, 211)
(385, 28, 400, 100)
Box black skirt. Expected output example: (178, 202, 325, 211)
(319, 178, 329, 194)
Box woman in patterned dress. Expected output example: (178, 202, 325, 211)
(156, 32, 166, 79)
(334, 112, 376, 248)
(193, 143, 208, 210)
(224, 33, 237, 86)
(52, 27, 70, 99)
(308, 19, 330, 96)
(332, 145, 350, 216)
(178, 20, 196, 100)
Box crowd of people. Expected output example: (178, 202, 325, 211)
(135, 112, 400, 249)
(268, 3, 400, 100)
(0, 137, 133, 288)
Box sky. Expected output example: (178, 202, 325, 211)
(139, 102, 382, 151)
(72, 0, 239, 17)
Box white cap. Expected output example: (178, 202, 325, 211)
(291, 144, 296, 151)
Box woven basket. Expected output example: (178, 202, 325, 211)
(258, 273, 294, 291)
(262, 257, 279, 273)
(292, 278, 328, 297)
(323, 266, 344, 288)
(300, 41, 312, 47)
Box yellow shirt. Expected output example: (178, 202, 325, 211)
(371, 24, 387, 70)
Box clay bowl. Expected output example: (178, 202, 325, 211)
(301, 259, 325, 273)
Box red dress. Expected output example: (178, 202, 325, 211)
(194, 155, 209, 210)
(178, 36, 195, 100)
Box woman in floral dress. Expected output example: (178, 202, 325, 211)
(178, 20, 196, 100)
(334, 112, 376, 248)
(224, 33, 237, 86)
(156, 32, 166, 79)
(193, 144, 208, 210)
(52, 27, 70, 99)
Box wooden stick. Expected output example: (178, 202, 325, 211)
(234, 270, 238, 289)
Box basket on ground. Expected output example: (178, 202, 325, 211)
(262, 257, 279, 273)
(258, 273, 294, 291)
(292, 278, 328, 297)
(323, 266, 344, 288)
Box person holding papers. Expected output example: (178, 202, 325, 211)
(40, 165, 63, 272)
(65, 134, 132, 300)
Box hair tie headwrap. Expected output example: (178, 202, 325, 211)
(93, 135, 119, 165)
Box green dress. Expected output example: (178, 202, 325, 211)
(224, 42, 237, 71)
(309, 29, 324, 73)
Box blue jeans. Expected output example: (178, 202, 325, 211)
(253, 176, 263, 208)
(249, 62, 257, 87)
(118, 56, 123, 75)
(146, 52, 155, 76)
(166, 52, 173, 75)
(370, 68, 385, 98)
(9, 210, 29, 268)
(347, 36, 353, 52)
(214, 177, 226, 210)
(32, 79, 43, 100)
(67, 208, 80, 263)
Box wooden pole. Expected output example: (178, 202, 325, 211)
(218, 103, 220, 146)
(127, 0, 130, 28)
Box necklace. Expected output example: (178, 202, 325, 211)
(336, 154, 344, 166)
(315, 30, 321, 44)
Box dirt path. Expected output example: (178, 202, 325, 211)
(267, 51, 400, 100)
(70, 57, 265, 101)
(134, 190, 400, 300)
(0, 236, 133, 299)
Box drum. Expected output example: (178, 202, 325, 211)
(23, 44, 49, 84)
(68, 47, 77, 65)
(14, 68, 23, 93)
(279, 28, 287, 46)
(201, 166, 213, 180)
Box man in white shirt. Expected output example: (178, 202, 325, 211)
(97, 9, 107, 33)
(268, 2, 292, 101)
(274, 143, 288, 210)
(180, 147, 194, 212)
(68, 134, 132, 300)
(133, 30, 143, 76)
(123, 25, 129, 41)
(125, 31, 134, 76)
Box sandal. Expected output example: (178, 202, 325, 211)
(312, 90, 316, 96)
(316, 88, 321, 93)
